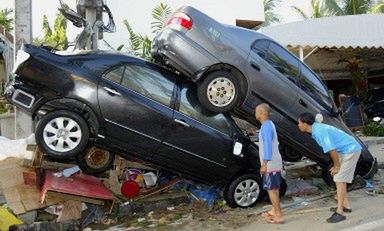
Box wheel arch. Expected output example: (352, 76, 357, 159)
(35, 98, 102, 139)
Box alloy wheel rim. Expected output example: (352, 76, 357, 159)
(234, 179, 260, 207)
(207, 77, 235, 107)
(43, 117, 82, 152)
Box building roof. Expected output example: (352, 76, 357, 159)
(259, 14, 384, 49)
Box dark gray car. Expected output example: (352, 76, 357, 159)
(152, 6, 377, 183)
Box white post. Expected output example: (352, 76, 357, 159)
(299, 46, 304, 62)
(14, 0, 33, 139)
(86, 2, 98, 50)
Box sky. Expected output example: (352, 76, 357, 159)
(0, 0, 311, 49)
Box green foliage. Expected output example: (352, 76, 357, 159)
(363, 122, 384, 136)
(0, 8, 13, 32)
(151, 3, 173, 34)
(292, 0, 379, 19)
(371, 0, 384, 12)
(261, 0, 282, 27)
(33, 5, 68, 50)
(123, 3, 172, 60)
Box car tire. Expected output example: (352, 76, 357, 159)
(281, 145, 303, 162)
(35, 110, 89, 160)
(76, 146, 115, 174)
(225, 173, 265, 208)
(197, 71, 241, 113)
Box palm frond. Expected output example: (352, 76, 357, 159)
(291, 6, 309, 19)
(150, 3, 173, 34)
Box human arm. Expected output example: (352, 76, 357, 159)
(329, 149, 341, 176)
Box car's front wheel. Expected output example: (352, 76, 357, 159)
(197, 71, 240, 113)
(225, 173, 265, 208)
(76, 146, 115, 174)
(35, 110, 89, 160)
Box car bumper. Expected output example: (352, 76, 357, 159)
(152, 28, 219, 81)
(4, 79, 38, 113)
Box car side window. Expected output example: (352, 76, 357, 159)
(265, 42, 300, 85)
(252, 39, 270, 58)
(179, 86, 231, 135)
(300, 63, 329, 96)
(121, 64, 175, 106)
(104, 66, 125, 84)
(300, 63, 333, 111)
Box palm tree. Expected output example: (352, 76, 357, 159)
(292, 0, 340, 19)
(370, 0, 384, 13)
(0, 8, 13, 32)
(124, 3, 172, 60)
(262, 0, 282, 27)
(292, 0, 377, 19)
(337, 0, 373, 15)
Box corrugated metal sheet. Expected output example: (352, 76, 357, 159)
(259, 14, 384, 49)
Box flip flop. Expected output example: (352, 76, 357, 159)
(266, 218, 285, 224)
(261, 212, 274, 218)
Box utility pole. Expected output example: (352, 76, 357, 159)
(14, 0, 33, 139)
(76, 0, 103, 50)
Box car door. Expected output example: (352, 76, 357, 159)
(97, 63, 176, 156)
(244, 39, 300, 123)
(156, 83, 235, 182)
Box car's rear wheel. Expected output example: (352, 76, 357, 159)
(225, 173, 265, 208)
(197, 71, 240, 113)
(77, 146, 115, 174)
(35, 110, 89, 160)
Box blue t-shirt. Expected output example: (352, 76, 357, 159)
(311, 122, 362, 155)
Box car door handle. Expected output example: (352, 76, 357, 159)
(299, 99, 307, 108)
(103, 87, 121, 96)
(174, 119, 190, 127)
(250, 62, 261, 72)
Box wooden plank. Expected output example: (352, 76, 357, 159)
(46, 191, 105, 205)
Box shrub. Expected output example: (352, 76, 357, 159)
(363, 122, 384, 136)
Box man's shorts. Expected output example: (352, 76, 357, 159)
(263, 171, 281, 190)
(333, 151, 361, 183)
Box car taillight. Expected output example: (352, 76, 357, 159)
(166, 12, 193, 30)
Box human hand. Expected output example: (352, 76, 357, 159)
(329, 166, 340, 176)
(260, 165, 267, 175)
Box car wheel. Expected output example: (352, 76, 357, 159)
(281, 145, 303, 162)
(35, 110, 89, 160)
(225, 173, 265, 208)
(77, 146, 115, 174)
(197, 71, 240, 113)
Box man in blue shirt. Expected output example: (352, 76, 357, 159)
(298, 112, 361, 223)
(255, 103, 284, 224)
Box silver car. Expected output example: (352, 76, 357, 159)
(152, 6, 377, 184)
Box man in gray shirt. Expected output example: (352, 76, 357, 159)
(256, 103, 284, 224)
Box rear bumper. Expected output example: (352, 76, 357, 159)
(4, 79, 39, 114)
(152, 28, 219, 81)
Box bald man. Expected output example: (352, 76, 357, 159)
(255, 103, 284, 224)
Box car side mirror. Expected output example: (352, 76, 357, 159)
(233, 142, 243, 156)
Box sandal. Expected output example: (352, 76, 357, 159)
(326, 212, 346, 223)
(330, 207, 352, 213)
